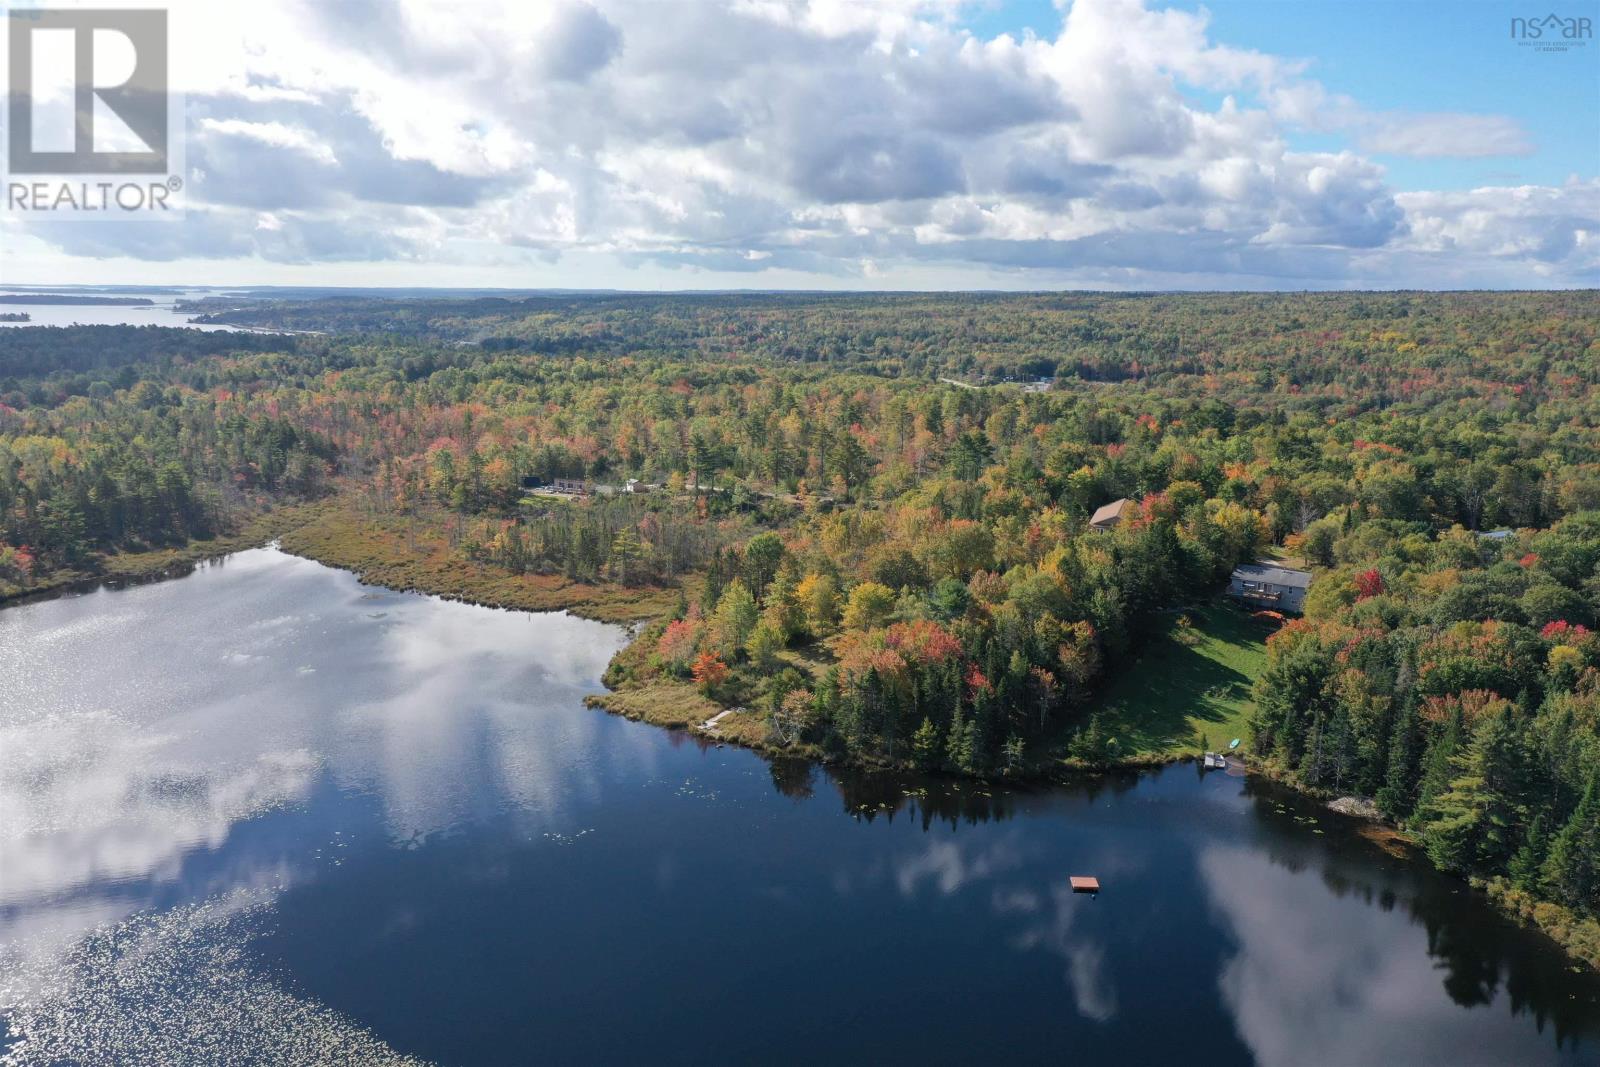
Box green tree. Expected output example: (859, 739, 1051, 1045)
(796, 571, 841, 637)
(841, 581, 896, 631)
(912, 717, 942, 770)
(710, 579, 759, 660)
(742, 532, 786, 600)
(609, 527, 643, 585)
(1417, 709, 1524, 874)
(746, 620, 785, 674)
(1543, 775, 1600, 913)
(948, 430, 992, 481)
(1509, 814, 1550, 893)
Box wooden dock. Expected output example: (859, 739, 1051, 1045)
(1070, 876, 1100, 893)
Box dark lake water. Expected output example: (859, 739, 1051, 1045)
(2, 548, 1597, 1065)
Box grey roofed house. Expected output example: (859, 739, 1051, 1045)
(1228, 562, 1313, 614)
(1088, 498, 1135, 531)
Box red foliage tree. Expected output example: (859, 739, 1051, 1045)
(1542, 620, 1591, 642)
(1354, 568, 1384, 600)
(883, 619, 962, 666)
(690, 651, 729, 693)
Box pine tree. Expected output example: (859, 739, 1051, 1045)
(1509, 814, 1549, 893)
(608, 527, 643, 585)
(1002, 734, 1026, 775)
(1376, 700, 1419, 820)
(1417, 709, 1523, 875)
(1413, 709, 1464, 827)
(1543, 774, 1600, 913)
(912, 717, 942, 770)
(945, 704, 971, 772)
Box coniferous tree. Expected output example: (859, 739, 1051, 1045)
(1418, 709, 1524, 874)
(1543, 775, 1600, 913)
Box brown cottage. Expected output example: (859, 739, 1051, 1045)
(1088, 498, 1134, 532)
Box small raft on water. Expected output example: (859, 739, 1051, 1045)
(1070, 876, 1100, 894)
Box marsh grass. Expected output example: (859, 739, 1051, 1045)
(276, 498, 677, 624)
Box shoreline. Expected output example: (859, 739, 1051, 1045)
(0, 497, 677, 626)
(5, 495, 1595, 973)
(0, 509, 299, 611)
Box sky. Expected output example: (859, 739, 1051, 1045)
(0, 0, 1596, 290)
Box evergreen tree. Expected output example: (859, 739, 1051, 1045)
(911, 717, 942, 770)
(945, 704, 972, 772)
(1413, 710, 1465, 827)
(1376, 700, 1419, 819)
(1543, 775, 1600, 913)
(1417, 709, 1524, 874)
(1509, 814, 1550, 893)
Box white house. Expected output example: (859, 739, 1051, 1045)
(1228, 563, 1313, 614)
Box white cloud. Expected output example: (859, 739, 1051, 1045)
(1358, 113, 1535, 159)
(7, 0, 1593, 288)
(1396, 178, 1600, 266)
(198, 118, 338, 165)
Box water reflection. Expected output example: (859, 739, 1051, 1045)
(2, 549, 1597, 1065)
(1, 549, 628, 1057)
(811, 762, 1600, 1060)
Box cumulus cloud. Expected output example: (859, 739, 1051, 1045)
(10, 0, 1595, 288)
(1396, 179, 1600, 269)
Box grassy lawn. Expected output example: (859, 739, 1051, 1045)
(1089, 600, 1274, 760)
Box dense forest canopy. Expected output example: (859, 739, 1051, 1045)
(2, 290, 1598, 960)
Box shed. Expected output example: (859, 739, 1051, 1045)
(1228, 563, 1313, 614)
(1088, 498, 1134, 532)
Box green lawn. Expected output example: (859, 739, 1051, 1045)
(1090, 600, 1273, 759)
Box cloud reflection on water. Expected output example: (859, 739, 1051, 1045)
(1198, 844, 1581, 1066)
(0, 548, 631, 974)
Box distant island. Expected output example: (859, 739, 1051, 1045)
(0, 295, 155, 306)
(0, 312, 30, 322)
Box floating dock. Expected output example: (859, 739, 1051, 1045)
(1070, 876, 1100, 893)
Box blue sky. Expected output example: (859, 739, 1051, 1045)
(967, 0, 1598, 190)
(2, 0, 1596, 290)
(1169, 1, 1597, 190)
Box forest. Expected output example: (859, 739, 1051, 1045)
(1, 290, 1597, 963)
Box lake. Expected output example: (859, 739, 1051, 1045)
(1, 548, 1597, 1065)
(0, 289, 252, 331)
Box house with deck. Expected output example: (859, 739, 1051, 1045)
(1227, 563, 1313, 614)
